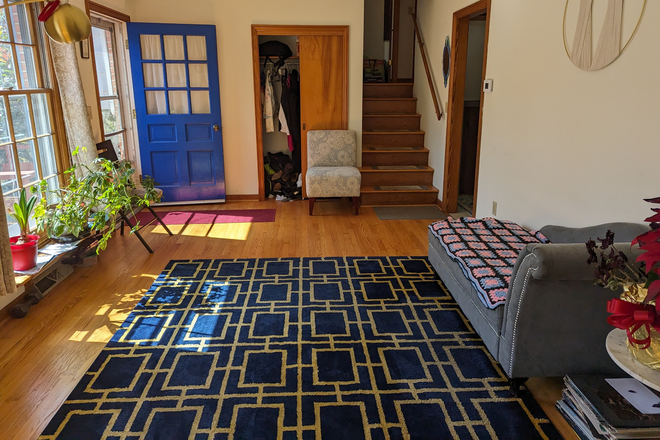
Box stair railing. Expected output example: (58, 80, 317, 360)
(412, 12, 443, 120)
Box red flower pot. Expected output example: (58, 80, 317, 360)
(10, 234, 40, 271)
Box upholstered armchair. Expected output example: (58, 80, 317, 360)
(306, 130, 362, 215)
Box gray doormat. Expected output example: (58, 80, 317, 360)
(373, 205, 448, 220)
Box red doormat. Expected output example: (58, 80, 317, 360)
(134, 209, 276, 225)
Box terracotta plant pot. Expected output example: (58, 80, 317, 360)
(10, 234, 40, 271)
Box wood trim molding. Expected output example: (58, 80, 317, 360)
(442, 0, 489, 214)
(472, 0, 491, 217)
(391, 0, 400, 82)
(250, 25, 350, 201)
(88, 1, 131, 22)
(84, 0, 104, 142)
(226, 194, 260, 201)
(251, 25, 349, 36)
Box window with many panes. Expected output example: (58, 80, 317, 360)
(92, 17, 127, 158)
(1, 1, 60, 236)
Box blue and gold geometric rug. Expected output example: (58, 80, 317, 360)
(40, 257, 561, 440)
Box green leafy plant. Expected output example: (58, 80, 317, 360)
(8, 187, 38, 244)
(34, 150, 160, 254)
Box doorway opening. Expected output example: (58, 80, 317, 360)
(251, 25, 349, 201)
(363, 0, 416, 83)
(442, 0, 491, 216)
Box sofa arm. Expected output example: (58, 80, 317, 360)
(526, 243, 643, 281)
(497, 244, 636, 379)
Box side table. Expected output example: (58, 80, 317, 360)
(606, 328, 660, 392)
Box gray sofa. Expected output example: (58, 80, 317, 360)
(428, 221, 648, 390)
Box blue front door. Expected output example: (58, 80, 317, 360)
(127, 23, 225, 203)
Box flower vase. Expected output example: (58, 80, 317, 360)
(621, 284, 660, 370)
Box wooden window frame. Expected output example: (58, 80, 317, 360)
(86, 1, 131, 160)
(1, 2, 67, 216)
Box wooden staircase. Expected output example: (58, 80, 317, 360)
(360, 83, 439, 206)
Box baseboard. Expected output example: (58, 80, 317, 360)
(435, 197, 447, 214)
(226, 194, 260, 201)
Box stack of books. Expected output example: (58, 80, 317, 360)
(557, 375, 660, 439)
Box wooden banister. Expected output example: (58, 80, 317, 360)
(412, 12, 443, 120)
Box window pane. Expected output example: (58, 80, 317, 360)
(43, 176, 58, 205)
(191, 90, 210, 114)
(31, 93, 50, 135)
(168, 90, 188, 114)
(15, 45, 37, 88)
(101, 99, 122, 134)
(106, 133, 124, 159)
(143, 63, 164, 88)
(38, 135, 56, 177)
(92, 27, 117, 97)
(187, 36, 206, 61)
(0, 9, 10, 43)
(9, 4, 31, 44)
(9, 94, 31, 139)
(0, 97, 11, 144)
(145, 90, 166, 114)
(189, 64, 208, 88)
(140, 34, 161, 60)
(17, 138, 37, 184)
(166, 63, 186, 87)
(4, 190, 19, 237)
(0, 143, 17, 193)
(0, 43, 17, 89)
(163, 35, 184, 60)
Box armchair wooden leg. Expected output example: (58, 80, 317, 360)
(353, 196, 360, 215)
(308, 197, 315, 216)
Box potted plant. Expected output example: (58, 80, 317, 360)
(8, 188, 39, 271)
(586, 197, 660, 369)
(34, 149, 159, 254)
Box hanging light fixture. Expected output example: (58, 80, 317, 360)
(13, 0, 91, 44)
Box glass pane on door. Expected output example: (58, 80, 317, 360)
(189, 64, 208, 87)
(166, 63, 186, 87)
(143, 63, 164, 87)
(164, 35, 185, 60)
(140, 35, 162, 60)
(168, 90, 188, 114)
(187, 36, 207, 60)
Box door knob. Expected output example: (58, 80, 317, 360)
(213, 125, 220, 131)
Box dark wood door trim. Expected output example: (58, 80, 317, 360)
(442, 0, 490, 214)
(251, 25, 349, 201)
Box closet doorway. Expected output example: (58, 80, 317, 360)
(251, 25, 349, 200)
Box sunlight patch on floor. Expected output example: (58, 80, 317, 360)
(88, 325, 114, 343)
(69, 331, 88, 342)
(208, 222, 251, 240)
(149, 222, 252, 241)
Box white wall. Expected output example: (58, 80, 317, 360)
(364, 0, 384, 60)
(415, 0, 658, 230)
(464, 20, 485, 102)
(128, 0, 365, 196)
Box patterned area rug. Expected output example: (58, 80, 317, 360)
(40, 257, 560, 440)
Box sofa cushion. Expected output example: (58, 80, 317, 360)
(428, 230, 504, 358)
(306, 166, 361, 198)
(428, 217, 549, 309)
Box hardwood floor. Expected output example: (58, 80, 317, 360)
(0, 199, 576, 439)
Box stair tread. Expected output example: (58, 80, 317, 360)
(363, 114, 421, 118)
(363, 146, 428, 152)
(361, 185, 439, 193)
(363, 97, 418, 101)
(363, 82, 414, 86)
(359, 166, 433, 172)
(363, 130, 425, 134)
